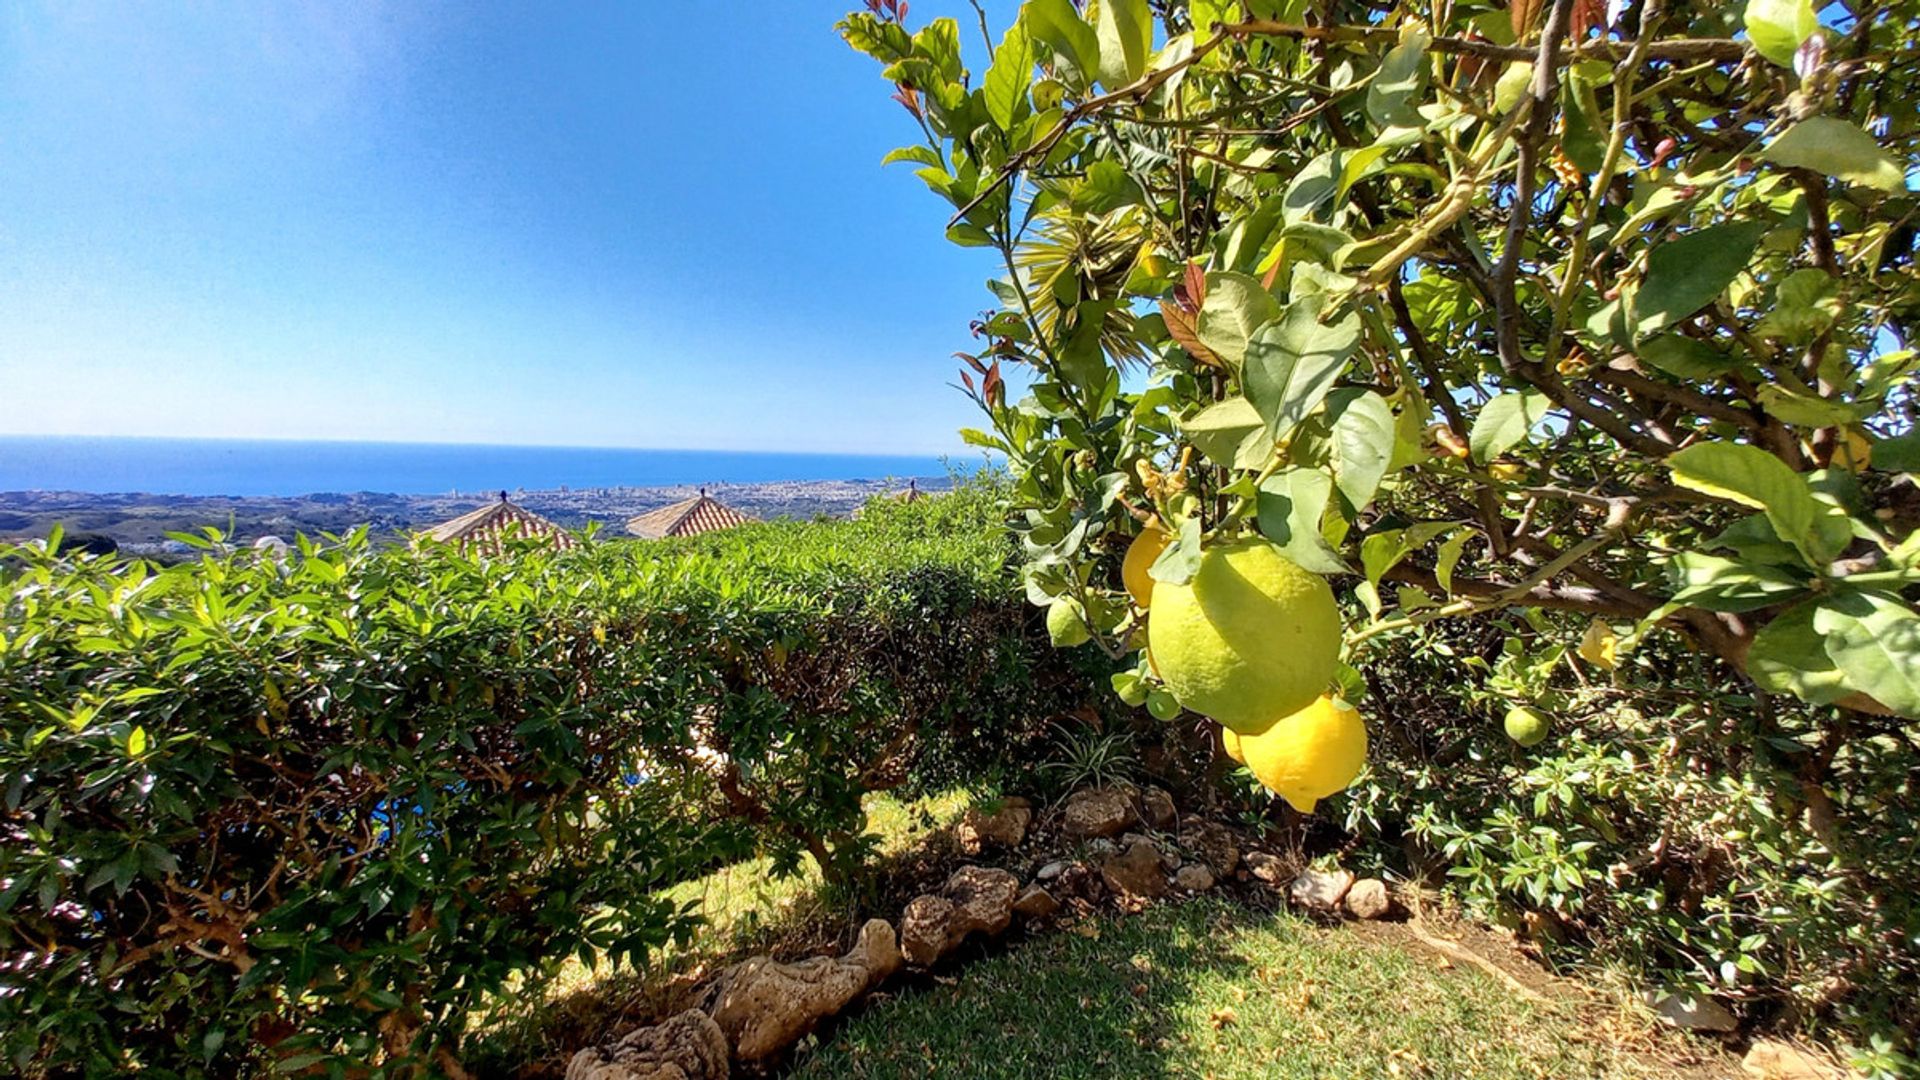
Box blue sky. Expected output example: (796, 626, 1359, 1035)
(0, 1, 1019, 455)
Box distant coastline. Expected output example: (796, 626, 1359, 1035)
(0, 435, 969, 499)
(0, 478, 955, 552)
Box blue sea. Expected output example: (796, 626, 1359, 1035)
(0, 436, 960, 498)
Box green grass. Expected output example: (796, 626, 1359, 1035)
(791, 899, 1672, 1080)
(653, 789, 975, 950)
(466, 790, 975, 1073)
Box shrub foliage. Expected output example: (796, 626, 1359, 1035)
(0, 483, 1071, 1075)
(844, 0, 1917, 1063)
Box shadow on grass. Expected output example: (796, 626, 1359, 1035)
(465, 790, 982, 1078)
(784, 899, 1679, 1080)
(468, 790, 1695, 1080)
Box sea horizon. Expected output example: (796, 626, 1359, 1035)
(0, 434, 968, 499)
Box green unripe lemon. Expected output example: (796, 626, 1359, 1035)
(1146, 539, 1341, 734)
(1504, 706, 1550, 747)
(1047, 599, 1092, 647)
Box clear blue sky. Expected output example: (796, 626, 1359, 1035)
(0, 1, 1019, 455)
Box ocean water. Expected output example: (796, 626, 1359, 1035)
(0, 436, 958, 497)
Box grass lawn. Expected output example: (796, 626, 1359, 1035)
(468, 789, 976, 1073)
(790, 899, 1701, 1080)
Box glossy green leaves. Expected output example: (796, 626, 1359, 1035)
(1667, 442, 1848, 568)
(1763, 118, 1906, 194)
(1470, 391, 1551, 465)
(1244, 302, 1360, 444)
(1743, 0, 1819, 67)
(1627, 220, 1769, 340)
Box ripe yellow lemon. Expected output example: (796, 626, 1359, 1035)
(1836, 428, 1872, 473)
(1234, 696, 1367, 814)
(1122, 524, 1171, 608)
(1221, 726, 1245, 765)
(1147, 538, 1340, 733)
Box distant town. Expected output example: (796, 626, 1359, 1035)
(0, 476, 951, 555)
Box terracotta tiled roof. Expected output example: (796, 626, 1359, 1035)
(626, 491, 756, 539)
(422, 495, 579, 556)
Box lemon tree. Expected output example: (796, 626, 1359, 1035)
(843, 0, 1920, 735)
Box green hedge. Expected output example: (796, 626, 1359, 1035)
(0, 481, 1075, 1076)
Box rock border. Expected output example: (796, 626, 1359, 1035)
(565, 786, 1408, 1078)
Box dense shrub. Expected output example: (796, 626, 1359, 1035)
(0, 480, 1076, 1076)
(1341, 610, 1917, 1074)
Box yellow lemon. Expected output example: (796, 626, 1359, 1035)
(1147, 538, 1340, 734)
(1234, 695, 1368, 814)
(1122, 524, 1171, 608)
(1221, 726, 1245, 765)
(1836, 428, 1872, 473)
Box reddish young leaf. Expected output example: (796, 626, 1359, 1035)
(1160, 298, 1223, 368)
(1183, 260, 1207, 309)
(1510, 0, 1543, 40)
(1260, 252, 1284, 291)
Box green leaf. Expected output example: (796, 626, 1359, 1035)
(1149, 516, 1204, 586)
(1196, 271, 1280, 369)
(985, 22, 1035, 131)
(1360, 522, 1454, 588)
(959, 427, 1012, 453)
(1752, 268, 1842, 342)
(1743, 0, 1820, 68)
(1024, 0, 1102, 85)
(1322, 389, 1395, 510)
(881, 145, 943, 168)
(1636, 335, 1736, 381)
(1755, 385, 1857, 428)
(1666, 552, 1809, 613)
(1435, 529, 1473, 594)
(127, 726, 148, 757)
(1744, 604, 1840, 704)
(1146, 688, 1183, 720)
(839, 13, 915, 63)
(1179, 397, 1268, 468)
(1365, 31, 1430, 129)
(1469, 390, 1552, 465)
(1256, 468, 1350, 575)
(1093, 0, 1153, 88)
(1628, 220, 1768, 339)
(913, 19, 965, 81)
(1872, 433, 1920, 473)
(1666, 442, 1838, 568)
(1813, 590, 1920, 717)
(1190, 0, 1241, 33)
(1282, 150, 1342, 224)
(1709, 514, 1809, 568)
(1762, 117, 1905, 194)
(1243, 303, 1360, 442)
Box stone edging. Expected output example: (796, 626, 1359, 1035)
(564, 785, 1402, 1079)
